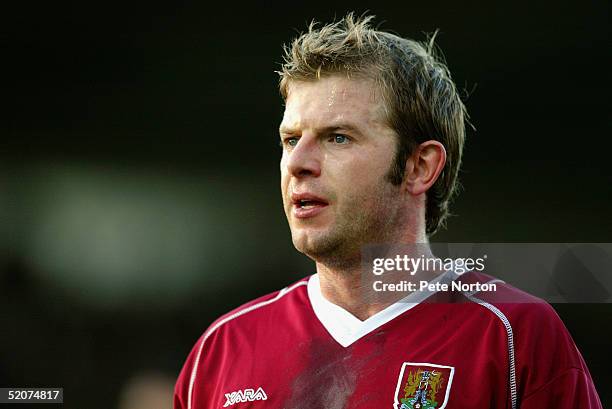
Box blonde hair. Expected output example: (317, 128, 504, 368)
(279, 13, 468, 236)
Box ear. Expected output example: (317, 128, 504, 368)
(404, 141, 447, 196)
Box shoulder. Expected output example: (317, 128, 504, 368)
(174, 276, 310, 409)
(458, 271, 576, 354)
(204, 277, 310, 340)
(457, 271, 561, 322)
(458, 271, 597, 403)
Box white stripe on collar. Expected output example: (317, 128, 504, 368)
(307, 270, 458, 347)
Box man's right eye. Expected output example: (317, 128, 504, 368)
(282, 137, 299, 148)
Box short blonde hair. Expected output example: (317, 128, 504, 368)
(279, 13, 468, 236)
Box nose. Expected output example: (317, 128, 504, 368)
(284, 135, 322, 178)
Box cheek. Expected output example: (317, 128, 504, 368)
(280, 156, 289, 184)
(280, 163, 291, 208)
(335, 162, 392, 206)
(333, 156, 386, 186)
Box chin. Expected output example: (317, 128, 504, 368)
(291, 232, 318, 255)
(292, 230, 346, 262)
(292, 229, 321, 252)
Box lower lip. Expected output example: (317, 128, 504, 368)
(293, 204, 328, 219)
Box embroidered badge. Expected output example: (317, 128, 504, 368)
(393, 362, 454, 409)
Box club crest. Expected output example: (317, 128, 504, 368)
(393, 362, 454, 409)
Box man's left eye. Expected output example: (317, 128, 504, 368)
(330, 134, 349, 144)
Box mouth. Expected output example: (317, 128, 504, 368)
(295, 199, 326, 209)
(291, 193, 329, 218)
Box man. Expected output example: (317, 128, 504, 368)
(174, 14, 602, 409)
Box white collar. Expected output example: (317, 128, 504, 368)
(307, 270, 457, 347)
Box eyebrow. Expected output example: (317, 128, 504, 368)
(279, 123, 363, 136)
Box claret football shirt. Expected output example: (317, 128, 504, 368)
(174, 271, 602, 409)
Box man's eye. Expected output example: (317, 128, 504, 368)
(330, 134, 350, 144)
(280, 137, 299, 148)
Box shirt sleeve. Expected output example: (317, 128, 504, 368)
(174, 334, 206, 409)
(519, 367, 603, 409)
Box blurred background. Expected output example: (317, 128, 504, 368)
(1, 1, 610, 408)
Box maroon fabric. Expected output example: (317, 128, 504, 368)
(175, 272, 602, 409)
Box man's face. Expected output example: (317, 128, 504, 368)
(279, 75, 407, 264)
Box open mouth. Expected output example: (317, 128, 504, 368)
(291, 193, 329, 218)
(297, 199, 326, 209)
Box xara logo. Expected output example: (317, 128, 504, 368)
(223, 387, 268, 407)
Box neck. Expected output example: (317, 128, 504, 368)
(316, 261, 375, 321)
(315, 238, 437, 321)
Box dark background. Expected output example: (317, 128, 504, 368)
(1, 1, 610, 408)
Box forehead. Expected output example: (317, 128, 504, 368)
(280, 75, 387, 133)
